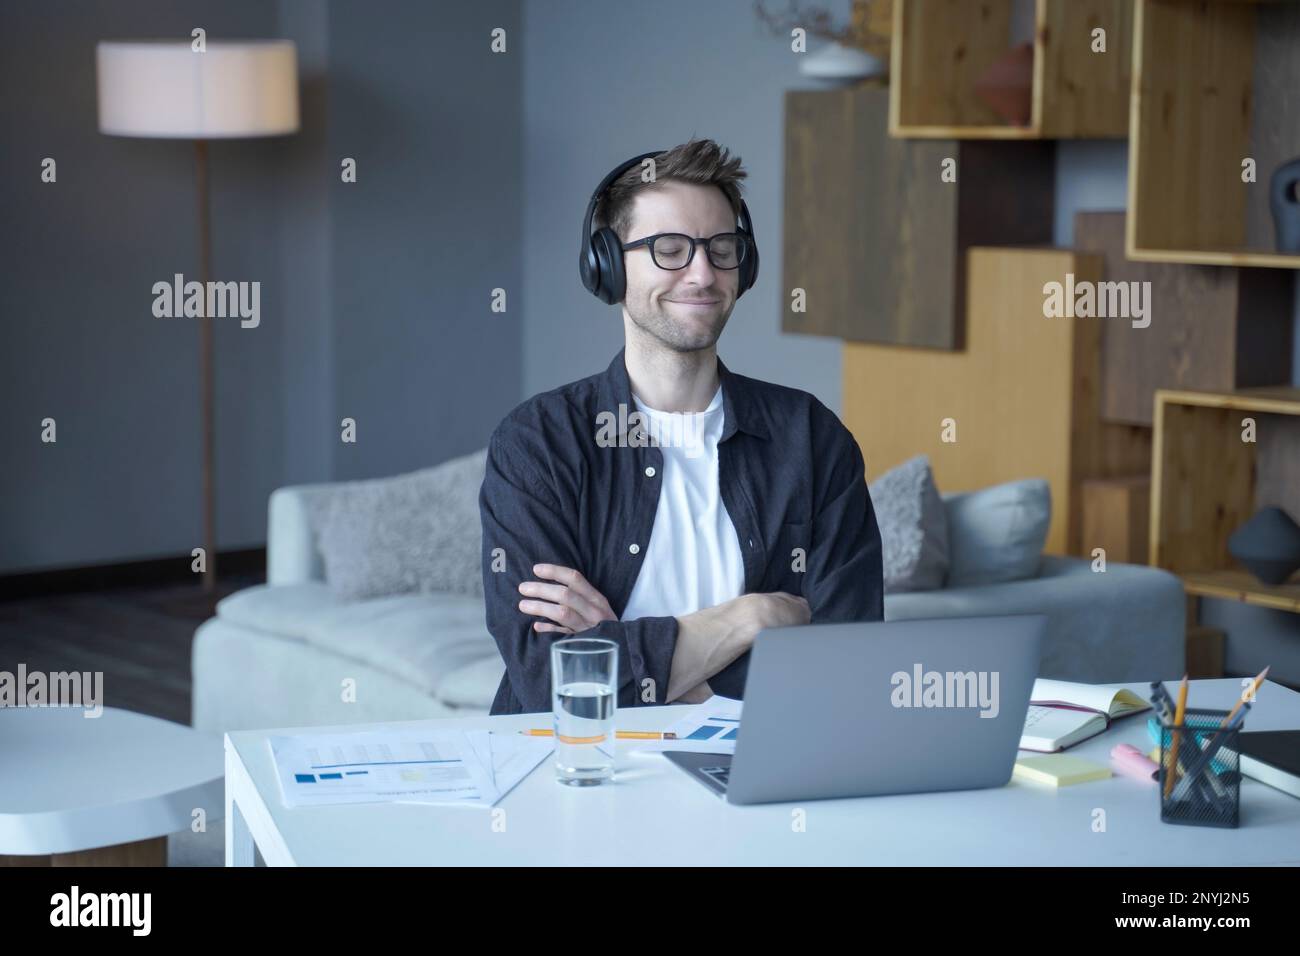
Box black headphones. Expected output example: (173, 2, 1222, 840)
(579, 149, 759, 305)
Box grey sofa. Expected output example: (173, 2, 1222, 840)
(192, 480, 1186, 735)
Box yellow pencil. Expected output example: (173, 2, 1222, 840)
(518, 729, 677, 740)
(1164, 675, 1189, 799)
(1222, 666, 1270, 728)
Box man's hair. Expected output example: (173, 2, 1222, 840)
(594, 138, 747, 242)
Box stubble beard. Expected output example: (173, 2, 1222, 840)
(626, 296, 732, 354)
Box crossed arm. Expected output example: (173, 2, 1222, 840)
(517, 562, 811, 703)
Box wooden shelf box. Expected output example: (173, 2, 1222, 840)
(890, 0, 1133, 139)
(1151, 387, 1300, 612)
(1128, 0, 1300, 268)
(1074, 211, 1295, 427)
(783, 83, 1054, 349)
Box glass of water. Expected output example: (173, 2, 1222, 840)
(551, 638, 618, 786)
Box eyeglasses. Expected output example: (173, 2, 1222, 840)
(621, 232, 748, 271)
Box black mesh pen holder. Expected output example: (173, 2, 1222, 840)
(1157, 707, 1242, 829)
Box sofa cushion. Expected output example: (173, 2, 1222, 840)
(867, 455, 949, 593)
(216, 581, 348, 640)
(309, 448, 487, 600)
(436, 655, 506, 710)
(216, 582, 502, 700)
(943, 478, 1050, 587)
(305, 595, 495, 697)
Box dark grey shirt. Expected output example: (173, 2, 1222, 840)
(479, 348, 883, 715)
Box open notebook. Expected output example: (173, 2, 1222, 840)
(1019, 679, 1150, 753)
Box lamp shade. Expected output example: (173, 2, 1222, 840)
(96, 40, 299, 138)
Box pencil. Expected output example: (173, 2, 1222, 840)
(518, 729, 677, 740)
(1163, 675, 1189, 799)
(1221, 666, 1269, 728)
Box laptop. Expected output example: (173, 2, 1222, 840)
(664, 614, 1045, 805)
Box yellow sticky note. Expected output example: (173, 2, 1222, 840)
(1014, 754, 1112, 787)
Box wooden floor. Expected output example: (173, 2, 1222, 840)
(0, 577, 260, 725)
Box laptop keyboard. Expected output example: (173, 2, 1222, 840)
(700, 764, 731, 789)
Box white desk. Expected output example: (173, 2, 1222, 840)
(224, 679, 1300, 866)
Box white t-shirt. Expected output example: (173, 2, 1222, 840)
(620, 385, 746, 622)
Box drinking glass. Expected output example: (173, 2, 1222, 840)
(551, 638, 618, 786)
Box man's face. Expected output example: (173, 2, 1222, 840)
(621, 180, 740, 353)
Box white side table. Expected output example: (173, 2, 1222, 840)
(0, 706, 223, 865)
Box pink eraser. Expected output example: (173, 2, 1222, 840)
(1110, 744, 1159, 783)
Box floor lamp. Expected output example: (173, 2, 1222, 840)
(96, 40, 299, 599)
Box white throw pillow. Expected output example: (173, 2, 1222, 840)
(310, 448, 487, 601)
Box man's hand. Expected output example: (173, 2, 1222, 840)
(518, 564, 617, 635)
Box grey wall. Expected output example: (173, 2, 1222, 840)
(0, 0, 522, 574)
(0, 0, 287, 573)
(275, 0, 334, 488)
(326, 0, 522, 481)
(1054, 140, 1129, 246)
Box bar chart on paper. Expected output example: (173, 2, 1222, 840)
(270, 730, 488, 808)
(684, 720, 739, 742)
(269, 728, 554, 808)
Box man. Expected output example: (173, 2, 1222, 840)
(480, 138, 883, 715)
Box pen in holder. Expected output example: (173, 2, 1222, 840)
(1157, 706, 1244, 829)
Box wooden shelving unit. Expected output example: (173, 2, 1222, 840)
(843, 247, 1152, 557)
(783, 84, 1054, 350)
(1181, 570, 1300, 614)
(1149, 386, 1300, 676)
(1074, 211, 1294, 428)
(1127, 0, 1300, 269)
(889, 0, 1132, 139)
(1151, 387, 1300, 605)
